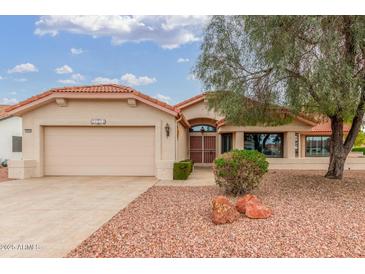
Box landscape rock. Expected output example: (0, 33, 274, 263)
(212, 196, 240, 225)
(245, 201, 272, 219)
(235, 194, 260, 213)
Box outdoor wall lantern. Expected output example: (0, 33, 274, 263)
(165, 123, 170, 137)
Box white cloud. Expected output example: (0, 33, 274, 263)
(9, 91, 17, 95)
(154, 93, 172, 104)
(91, 77, 120, 84)
(177, 58, 190, 63)
(55, 65, 73, 74)
(0, 98, 18, 105)
(14, 78, 27, 82)
(71, 73, 84, 81)
(35, 16, 209, 49)
(121, 73, 156, 86)
(58, 73, 84, 85)
(70, 48, 84, 55)
(58, 79, 76, 84)
(8, 63, 38, 74)
(0, 76, 4, 80)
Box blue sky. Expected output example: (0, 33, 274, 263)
(0, 16, 208, 106)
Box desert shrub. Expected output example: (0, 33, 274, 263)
(173, 160, 193, 180)
(213, 149, 269, 196)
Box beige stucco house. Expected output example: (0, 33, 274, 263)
(4, 84, 364, 180)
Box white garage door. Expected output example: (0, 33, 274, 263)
(44, 126, 155, 176)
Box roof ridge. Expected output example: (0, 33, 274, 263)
(50, 83, 131, 91)
(174, 92, 207, 108)
(4, 84, 178, 115)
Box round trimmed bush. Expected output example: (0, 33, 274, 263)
(213, 150, 269, 196)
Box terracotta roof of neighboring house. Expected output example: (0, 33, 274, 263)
(5, 84, 178, 114)
(309, 121, 351, 133)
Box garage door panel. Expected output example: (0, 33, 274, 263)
(44, 126, 155, 176)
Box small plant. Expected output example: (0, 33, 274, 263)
(1, 159, 8, 168)
(173, 160, 194, 180)
(213, 149, 269, 196)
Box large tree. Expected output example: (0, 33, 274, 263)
(195, 16, 365, 179)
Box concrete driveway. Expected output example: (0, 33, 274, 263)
(0, 176, 156, 258)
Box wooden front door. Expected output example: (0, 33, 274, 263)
(189, 134, 216, 163)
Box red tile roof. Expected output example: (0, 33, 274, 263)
(0, 105, 11, 120)
(310, 121, 351, 133)
(5, 84, 178, 114)
(217, 118, 351, 134)
(174, 93, 206, 109)
(0, 105, 8, 113)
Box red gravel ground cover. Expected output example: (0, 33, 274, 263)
(0, 167, 9, 182)
(67, 170, 365, 258)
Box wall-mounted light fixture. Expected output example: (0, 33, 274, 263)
(165, 123, 170, 137)
(200, 126, 205, 134)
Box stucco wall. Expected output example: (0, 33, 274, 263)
(176, 122, 188, 161)
(0, 116, 22, 161)
(180, 100, 223, 121)
(19, 99, 177, 179)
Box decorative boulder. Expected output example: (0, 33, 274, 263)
(245, 201, 272, 219)
(235, 194, 260, 214)
(212, 196, 240, 225)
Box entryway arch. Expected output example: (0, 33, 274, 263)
(188, 118, 218, 165)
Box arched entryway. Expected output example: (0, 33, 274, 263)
(188, 118, 218, 165)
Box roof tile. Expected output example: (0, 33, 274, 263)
(5, 84, 178, 113)
(310, 121, 350, 133)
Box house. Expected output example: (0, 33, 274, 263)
(0, 105, 22, 163)
(4, 84, 364, 180)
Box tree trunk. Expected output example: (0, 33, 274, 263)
(325, 106, 365, 179)
(325, 116, 346, 179)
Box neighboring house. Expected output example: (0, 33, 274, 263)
(4, 84, 364, 180)
(0, 105, 22, 163)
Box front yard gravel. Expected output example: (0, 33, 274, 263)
(67, 170, 365, 258)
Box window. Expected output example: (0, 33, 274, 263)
(221, 133, 233, 153)
(12, 136, 22, 153)
(305, 136, 330, 157)
(189, 124, 216, 132)
(244, 133, 283, 158)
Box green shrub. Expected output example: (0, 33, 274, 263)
(354, 131, 365, 147)
(352, 147, 365, 155)
(180, 159, 194, 173)
(213, 149, 269, 196)
(173, 160, 193, 180)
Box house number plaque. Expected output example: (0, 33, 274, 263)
(91, 118, 107, 125)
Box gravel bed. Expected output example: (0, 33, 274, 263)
(67, 170, 365, 258)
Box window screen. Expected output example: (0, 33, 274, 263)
(12, 136, 22, 153)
